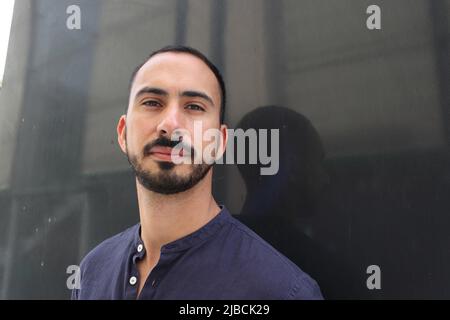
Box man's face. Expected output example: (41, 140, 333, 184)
(117, 52, 227, 194)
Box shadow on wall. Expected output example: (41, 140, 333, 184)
(233, 105, 358, 299)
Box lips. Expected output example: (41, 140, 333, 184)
(150, 146, 173, 155)
(149, 146, 183, 161)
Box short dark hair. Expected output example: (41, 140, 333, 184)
(128, 45, 226, 123)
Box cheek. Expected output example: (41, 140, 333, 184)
(129, 118, 157, 145)
(124, 131, 143, 156)
(200, 124, 222, 150)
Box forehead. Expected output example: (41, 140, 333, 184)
(131, 52, 220, 103)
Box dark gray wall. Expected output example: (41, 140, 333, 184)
(0, 0, 449, 299)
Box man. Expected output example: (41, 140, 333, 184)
(72, 45, 323, 300)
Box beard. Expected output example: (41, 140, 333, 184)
(126, 137, 212, 195)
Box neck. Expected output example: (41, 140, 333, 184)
(136, 169, 221, 260)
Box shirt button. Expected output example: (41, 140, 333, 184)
(129, 276, 137, 286)
(137, 244, 144, 253)
(151, 280, 156, 287)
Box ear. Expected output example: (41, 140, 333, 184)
(117, 115, 127, 154)
(216, 123, 228, 159)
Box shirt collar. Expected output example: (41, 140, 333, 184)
(132, 205, 231, 255)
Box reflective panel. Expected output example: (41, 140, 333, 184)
(0, 0, 449, 299)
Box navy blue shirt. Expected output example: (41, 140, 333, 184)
(72, 206, 323, 300)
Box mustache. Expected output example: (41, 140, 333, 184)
(143, 136, 195, 158)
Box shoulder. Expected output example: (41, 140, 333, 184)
(79, 224, 138, 275)
(72, 224, 138, 300)
(223, 215, 323, 299)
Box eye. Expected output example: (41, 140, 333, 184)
(185, 104, 205, 112)
(142, 100, 161, 108)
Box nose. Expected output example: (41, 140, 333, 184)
(156, 102, 182, 137)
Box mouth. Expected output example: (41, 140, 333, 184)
(149, 146, 183, 162)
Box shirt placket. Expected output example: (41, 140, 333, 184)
(136, 248, 179, 299)
(124, 241, 145, 299)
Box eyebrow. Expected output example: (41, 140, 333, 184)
(181, 90, 215, 106)
(134, 87, 215, 106)
(135, 87, 168, 99)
